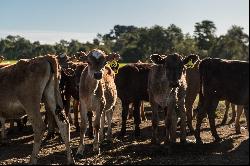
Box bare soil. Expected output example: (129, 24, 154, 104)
(0, 99, 249, 165)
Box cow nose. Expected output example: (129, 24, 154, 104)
(94, 72, 102, 80)
(170, 81, 179, 88)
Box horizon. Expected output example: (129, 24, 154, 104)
(0, 0, 249, 44)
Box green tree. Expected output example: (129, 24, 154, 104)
(194, 20, 217, 56)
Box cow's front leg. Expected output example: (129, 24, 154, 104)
(151, 103, 160, 144)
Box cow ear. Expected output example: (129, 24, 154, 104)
(150, 54, 165, 64)
(77, 51, 88, 62)
(106, 52, 121, 62)
(183, 54, 199, 66)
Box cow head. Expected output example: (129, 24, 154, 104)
(150, 53, 198, 88)
(83, 49, 120, 80)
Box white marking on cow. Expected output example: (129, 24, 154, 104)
(92, 51, 102, 59)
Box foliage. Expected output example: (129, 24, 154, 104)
(0, 21, 248, 62)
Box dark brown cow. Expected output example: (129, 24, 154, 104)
(195, 58, 249, 143)
(115, 63, 153, 138)
(148, 53, 198, 144)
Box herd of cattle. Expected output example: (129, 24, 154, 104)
(0, 49, 249, 164)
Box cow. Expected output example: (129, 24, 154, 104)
(148, 53, 198, 144)
(76, 49, 120, 156)
(57, 53, 88, 132)
(115, 63, 152, 138)
(185, 55, 243, 134)
(194, 58, 249, 144)
(0, 55, 74, 164)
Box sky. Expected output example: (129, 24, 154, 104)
(0, 0, 249, 44)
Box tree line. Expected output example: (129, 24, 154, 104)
(0, 20, 249, 62)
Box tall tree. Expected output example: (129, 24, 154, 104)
(194, 20, 217, 54)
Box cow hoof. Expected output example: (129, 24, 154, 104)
(75, 153, 84, 160)
(134, 131, 140, 138)
(228, 119, 235, 124)
(87, 130, 94, 139)
(75, 126, 80, 133)
(117, 131, 125, 139)
(67, 158, 76, 165)
(236, 130, 241, 134)
(220, 120, 226, 126)
(180, 139, 187, 144)
(214, 137, 222, 143)
(195, 139, 203, 144)
(151, 138, 160, 145)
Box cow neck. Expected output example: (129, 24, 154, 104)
(87, 68, 100, 95)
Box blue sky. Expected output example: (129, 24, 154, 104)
(0, 0, 249, 44)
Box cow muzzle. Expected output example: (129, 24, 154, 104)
(94, 72, 103, 80)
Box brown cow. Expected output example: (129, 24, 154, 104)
(115, 63, 152, 138)
(76, 49, 120, 156)
(195, 58, 249, 143)
(0, 55, 74, 164)
(148, 53, 198, 144)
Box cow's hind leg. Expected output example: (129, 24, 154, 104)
(73, 100, 80, 132)
(229, 103, 236, 124)
(235, 106, 243, 134)
(106, 108, 114, 142)
(243, 106, 249, 133)
(221, 100, 230, 125)
(43, 80, 74, 164)
(207, 99, 220, 142)
(194, 105, 207, 144)
(133, 100, 141, 138)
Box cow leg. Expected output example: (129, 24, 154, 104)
(128, 103, 133, 119)
(178, 103, 187, 143)
(119, 100, 129, 138)
(99, 111, 105, 142)
(229, 103, 236, 124)
(73, 100, 80, 132)
(87, 111, 93, 139)
(185, 92, 196, 133)
(151, 102, 160, 144)
(30, 117, 46, 164)
(43, 79, 74, 165)
(133, 100, 141, 138)
(194, 105, 207, 144)
(43, 109, 57, 142)
(64, 95, 73, 125)
(76, 102, 88, 157)
(235, 105, 243, 134)
(93, 108, 102, 152)
(106, 109, 113, 141)
(243, 106, 249, 133)
(52, 110, 73, 164)
(23, 103, 46, 164)
(140, 102, 147, 121)
(207, 99, 221, 142)
(221, 100, 230, 125)
(0, 117, 6, 144)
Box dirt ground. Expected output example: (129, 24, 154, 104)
(0, 99, 249, 165)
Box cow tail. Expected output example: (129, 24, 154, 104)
(45, 55, 63, 109)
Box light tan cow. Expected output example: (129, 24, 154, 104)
(76, 49, 119, 156)
(0, 55, 74, 164)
